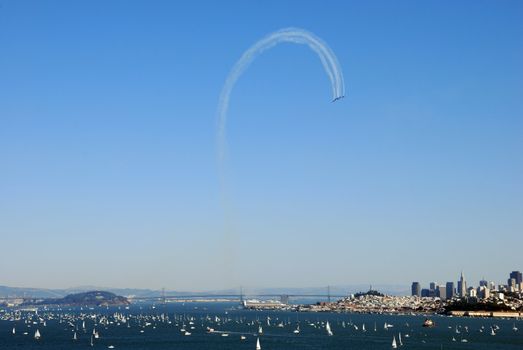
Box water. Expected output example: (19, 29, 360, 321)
(1, 302, 522, 349)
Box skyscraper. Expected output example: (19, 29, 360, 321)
(446, 282, 455, 299)
(510, 271, 522, 285)
(438, 286, 447, 300)
(411, 282, 421, 297)
(458, 271, 467, 297)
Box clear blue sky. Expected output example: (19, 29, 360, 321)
(0, 0, 522, 291)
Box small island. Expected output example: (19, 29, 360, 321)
(22, 291, 130, 307)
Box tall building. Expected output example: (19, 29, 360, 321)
(446, 282, 455, 299)
(411, 282, 421, 297)
(429, 282, 436, 291)
(458, 271, 467, 297)
(510, 271, 522, 285)
(477, 286, 490, 299)
(438, 286, 447, 300)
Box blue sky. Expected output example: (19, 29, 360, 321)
(0, 0, 522, 291)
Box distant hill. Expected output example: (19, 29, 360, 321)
(29, 291, 130, 306)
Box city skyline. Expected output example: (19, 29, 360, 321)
(412, 270, 523, 299)
(1, 1, 522, 290)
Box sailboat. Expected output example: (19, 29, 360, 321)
(90, 335, 94, 347)
(374, 322, 377, 332)
(73, 331, 77, 340)
(258, 325, 263, 334)
(326, 321, 333, 336)
(256, 337, 262, 350)
(12, 327, 15, 335)
(399, 332, 403, 346)
(34, 329, 41, 340)
(392, 335, 397, 349)
(293, 324, 300, 334)
(513, 323, 518, 332)
(362, 323, 366, 332)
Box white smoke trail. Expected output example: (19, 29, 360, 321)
(216, 27, 345, 162)
(214, 29, 345, 284)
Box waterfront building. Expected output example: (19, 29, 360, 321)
(411, 282, 421, 297)
(446, 282, 455, 299)
(468, 287, 477, 298)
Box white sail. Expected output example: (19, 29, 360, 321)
(399, 332, 403, 346)
(362, 323, 366, 332)
(12, 327, 15, 335)
(258, 325, 263, 334)
(392, 335, 397, 349)
(34, 329, 41, 340)
(73, 331, 77, 340)
(326, 321, 333, 336)
(256, 337, 261, 350)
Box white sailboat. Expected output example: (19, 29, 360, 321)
(293, 324, 300, 334)
(399, 332, 403, 346)
(12, 327, 15, 335)
(256, 337, 261, 350)
(362, 323, 366, 332)
(392, 335, 397, 349)
(73, 331, 77, 340)
(326, 321, 333, 336)
(34, 329, 41, 340)
(258, 325, 263, 334)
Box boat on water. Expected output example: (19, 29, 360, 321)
(258, 325, 263, 334)
(12, 327, 15, 335)
(293, 324, 300, 334)
(256, 337, 262, 350)
(422, 319, 435, 327)
(392, 335, 397, 349)
(34, 329, 41, 340)
(326, 321, 333, 336)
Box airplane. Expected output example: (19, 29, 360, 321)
(331, 95, 345, 103)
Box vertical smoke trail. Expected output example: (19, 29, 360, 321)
(217, 27, 345, 162)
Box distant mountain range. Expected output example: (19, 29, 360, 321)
(0, 284, 409, 299)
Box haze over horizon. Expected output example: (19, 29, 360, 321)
(1, 1, 522, 291)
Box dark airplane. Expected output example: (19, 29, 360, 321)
(331, 95, 345, 103)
